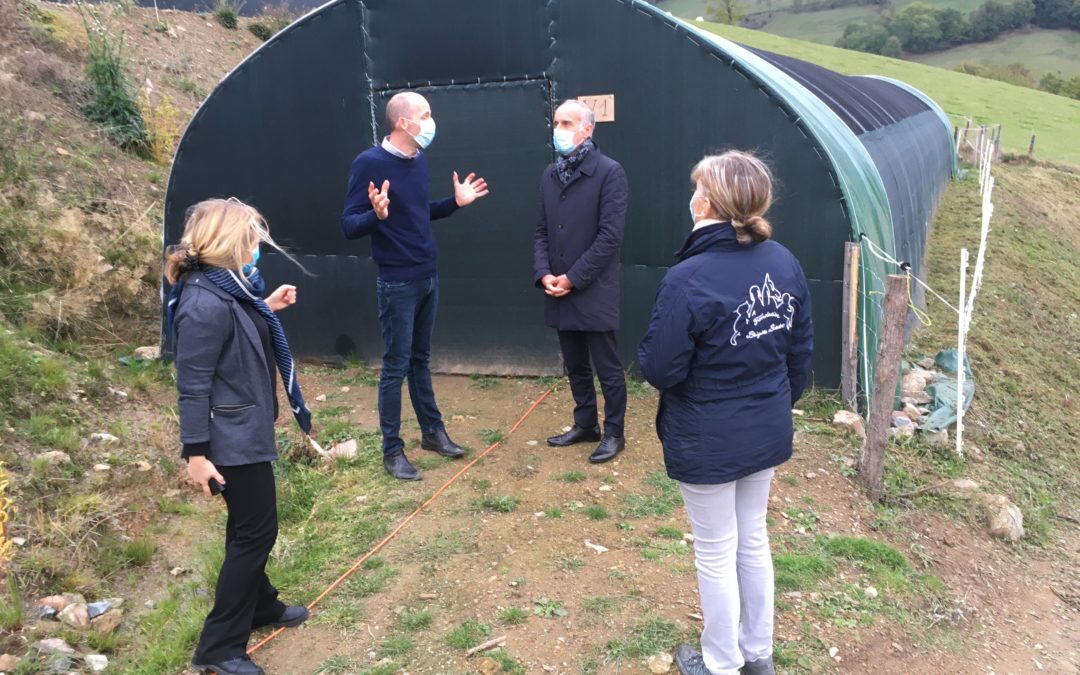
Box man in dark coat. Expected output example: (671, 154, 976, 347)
(533, 99, 629, 463)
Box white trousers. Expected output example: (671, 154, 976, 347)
(679, 468, 775, 675)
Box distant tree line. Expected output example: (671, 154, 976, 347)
(836, 0, 1080, 56)
(952, 61, 1080, 99)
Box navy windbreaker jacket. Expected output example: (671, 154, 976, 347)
(638, 222, 814, 484)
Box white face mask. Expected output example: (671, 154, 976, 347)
(689, 191, 706, 224)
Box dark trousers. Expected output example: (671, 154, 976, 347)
(376, 275, 444, 456)
(193, 462, 285, 664)
(558, 330, 627, 437)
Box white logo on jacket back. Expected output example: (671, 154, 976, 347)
(730, 273, 796, 346)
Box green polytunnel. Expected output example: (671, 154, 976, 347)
(162, 0, 955, 402)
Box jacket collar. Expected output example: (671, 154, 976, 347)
(674, 221, 747, 262)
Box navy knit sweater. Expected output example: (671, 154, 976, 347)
(340, 145, 459, 282)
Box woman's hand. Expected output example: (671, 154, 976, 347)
(187, 456, 226, 497)
(265, 284, 297, 312)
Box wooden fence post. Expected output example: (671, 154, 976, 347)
(841, 242, 861, 411)
(1028, 133, 1036, 158)
(859, 274, 908, 502)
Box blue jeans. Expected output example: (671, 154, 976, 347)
(376, 275, 444, 456)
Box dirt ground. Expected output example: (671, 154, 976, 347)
(212, 373, 1080, 675)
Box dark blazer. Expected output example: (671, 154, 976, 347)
(638, 222, 814, 485)
(174, 271, 279, 467)
(533, 147, 629, 333)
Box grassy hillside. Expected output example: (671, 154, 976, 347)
(910, 28, 1080, 77)
(762, 5, 880, 43)
(697, 20, 1080, 165)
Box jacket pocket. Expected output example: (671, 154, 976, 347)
(210, 403, 256, 418)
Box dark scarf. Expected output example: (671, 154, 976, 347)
(555, 138, 595, 185)
(166, 265, 312, 435)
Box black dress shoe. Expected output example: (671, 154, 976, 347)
(421, 428, 466, 458)
(547, 425, 602, 447)
(191, 656, 265, 675)
(269, 604, 309, 628)
(588, 435, 625, 463)
(384, 453, 421, 481)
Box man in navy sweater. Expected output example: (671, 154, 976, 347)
(341, 91, 489, 481)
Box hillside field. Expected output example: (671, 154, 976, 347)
(697, 20, 1080, 165)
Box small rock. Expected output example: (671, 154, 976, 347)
(169, 567, 189, 577)
(526, 440, 538, 446)
(39, 596, 73, 612)
(85, 654, 109, 672)
(35, 451, 71, 467)
(0, 654, 18, 670)
(584, 540, 609, 554)
(902, 402, 923, 420)
(326, 439, 358, 460)
(889, 425, 915, 440)
(475, 657, 501, 675)
(598, 485, 613, 492)
(133, 345, 160, 361)
(647, 652, 674, 674)
(12, 536, 26, 546)
(54, 147, 70, 157)
(890, 412, 913, 428)
(108, 387, 128, 400)
(87, 601, 111, 619)
(135, 461, 152, 472)
(683, 533, 695, 543)
(951, 478, 980, 494)
(40, 604, 59, 620)
(829, 646, 840, 659)
(785, 591, 803, 599)
(865, 586, 879, 598)
(688, 612, 704, 620)
(901, 370, 929, 399)
(90, 609, 123, 635)
(917, 357, 936, 370)
(59, 603, 90, 630)
(46, 655, 75, 672)
(315, 394, 327, 402)
(418, 593, 437, 600)
(923, 428, 949, 447)
(977, 494, 1024, 541)
(93, 464, 111, 472)
(543, 665, 557, 673)
(34, 638, 75, 656)
(25, 111, 46, 122)
(90, 433, 119, 444)
(143, 600, 156, 610)
(832, 411, 866, 439)
(340, 386, 350, 393)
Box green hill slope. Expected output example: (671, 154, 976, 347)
(695, 20, 1080, 165)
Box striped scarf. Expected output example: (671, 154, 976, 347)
(556, 138, 594, 185)
(167, 266, 312, 435)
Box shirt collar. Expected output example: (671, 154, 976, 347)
(692, 218, 724, 232)
(382, 136, 417, 159)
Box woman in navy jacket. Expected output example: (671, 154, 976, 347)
(638, 152, 813, 675)
(165, 199, 313, 675)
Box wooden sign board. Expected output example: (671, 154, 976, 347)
(578, 94, 615, 123)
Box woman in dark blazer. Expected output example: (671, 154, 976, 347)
(165, 198, 313, 675)
(638, 152, 813, 675)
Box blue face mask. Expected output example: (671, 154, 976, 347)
(407, 117, 436, 150)
(242, 244, 260, 277)
(553, 128, 578, 156)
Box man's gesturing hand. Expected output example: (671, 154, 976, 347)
(368, 180, 390, 220)
(453, 171, 489, 207)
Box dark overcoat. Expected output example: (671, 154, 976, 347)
(533, 148, 628, 332)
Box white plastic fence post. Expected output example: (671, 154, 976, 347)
(956, 249, 969, 458)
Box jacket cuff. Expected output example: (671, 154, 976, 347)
(182, 441, 210, 459)
(565, 268, 587, 291)
(534, 268, 551, 288)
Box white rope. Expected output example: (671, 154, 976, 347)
(859, 234, 961, 315)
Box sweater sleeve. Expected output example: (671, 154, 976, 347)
(430, 196, 460, 221)
(638, 273, 696, 391)
(787, 258, 814, 406)
(175, 292, 231, 455)
(341, 155, 383, 240)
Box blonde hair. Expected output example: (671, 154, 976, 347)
(163, 198, 302, 283)
(691, 151, 774, 245)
